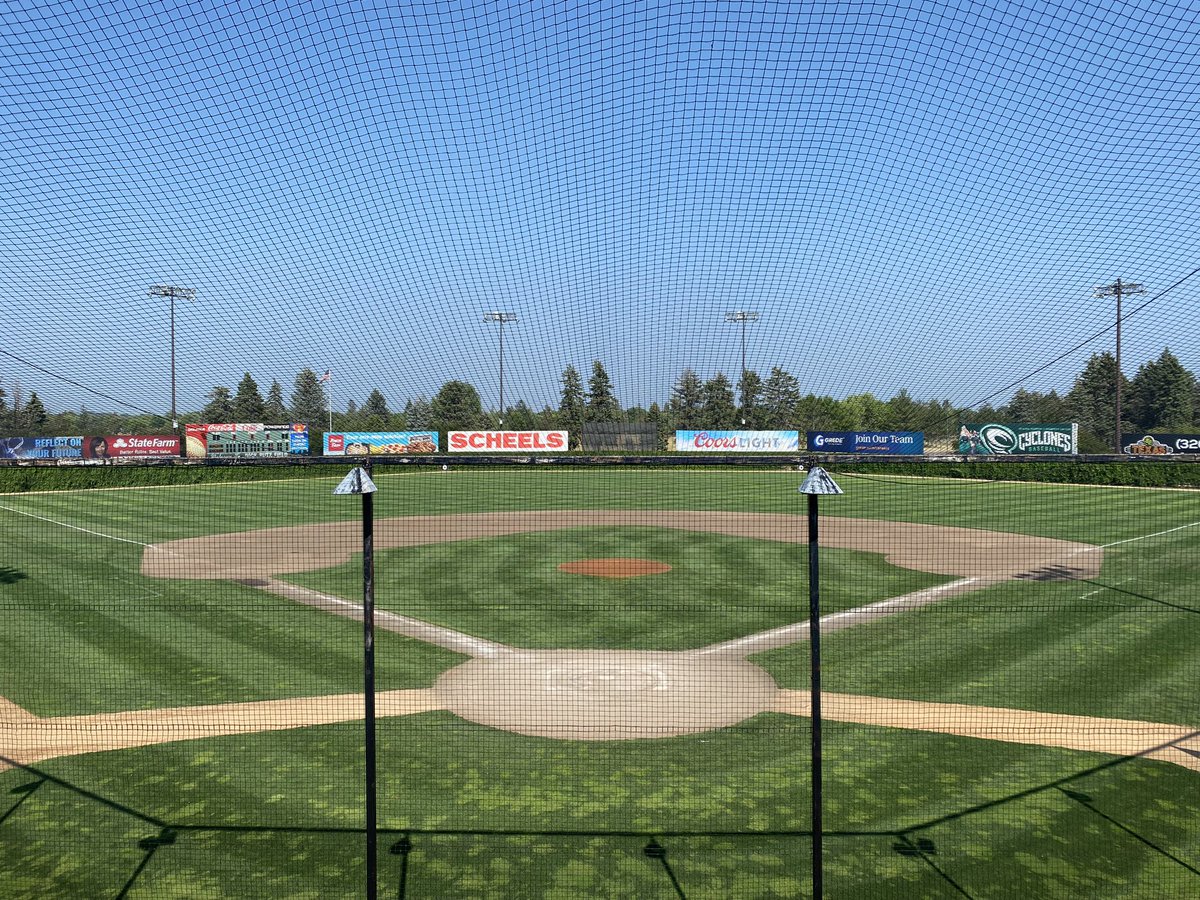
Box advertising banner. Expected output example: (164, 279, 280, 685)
(448, 431, 568, 452)
(958, 423, 1078, 455)
(807, 431, 924, 454)
(1121, 433, 1200, 455)
(675, 430, 800, 452)
(580, 423, 657, 451)
(323, 431, 438, 455)
(0, 436, 83, 460)
(83, 435, 180, 459)
(185, 423, 308, 458)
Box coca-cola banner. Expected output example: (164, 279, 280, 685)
(185, 423, 307, 458)
(448, 431, 569, 452)
(83, 435, 181, 459)
(675, 430, 800, 452)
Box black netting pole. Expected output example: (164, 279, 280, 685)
(807, 490, 823, 900)
(362, 458, 378, 900)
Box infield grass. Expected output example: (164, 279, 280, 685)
(289, 526, 949, 650)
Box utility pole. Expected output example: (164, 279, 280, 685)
(1094, 279, 1144, 453)
(483, 312, 517, 426)
(149, 285, 197, 430)
(725, 311, 760, 425)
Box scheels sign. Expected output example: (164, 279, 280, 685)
(448, 431, 569, 452)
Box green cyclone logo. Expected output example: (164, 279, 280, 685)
(980, 424, 1018, 454)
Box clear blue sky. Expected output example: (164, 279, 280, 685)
(2, 0, 1198, 416)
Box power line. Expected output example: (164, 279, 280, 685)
(960, 263, 1200, 415)
(0, 348, 159, 415)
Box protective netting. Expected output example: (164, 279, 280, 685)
(2, 0, 1199, 435)
(2, 1, 1200, 897)
(2, 464, 1198, 898)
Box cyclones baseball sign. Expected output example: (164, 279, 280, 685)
(958, 423, 1078, 455)
(448, 431, 569, 452)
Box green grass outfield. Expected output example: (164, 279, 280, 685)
(1, 467, 1198, 898)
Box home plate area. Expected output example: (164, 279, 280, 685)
(433, 650, 778, 739)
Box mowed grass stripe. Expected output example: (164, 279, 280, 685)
(5, 467, 1200, 544)
(0, 525, 459, 715)
(288, 527, 949, 650)
(756, 534, 1200, 725)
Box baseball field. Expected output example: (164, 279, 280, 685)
(1, 465, 1198, 898)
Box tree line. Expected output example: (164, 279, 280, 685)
(3, 350, 1198, 453)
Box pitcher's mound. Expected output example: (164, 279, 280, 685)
(558, 558, 672, 578)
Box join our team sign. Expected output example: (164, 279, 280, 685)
(806, 431, 924, 454)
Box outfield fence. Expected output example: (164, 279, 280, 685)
(1, 456, 1198, 899)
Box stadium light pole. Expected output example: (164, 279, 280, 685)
(149, 285, 197, 430)
(483, 312, 517, 426)
(1094, 279, 1144, 453)
(725, 311, 759, 425)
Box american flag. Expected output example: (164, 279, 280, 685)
(319, 369, 331, 383)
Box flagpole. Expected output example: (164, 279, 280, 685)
(322, 369, 332, 434)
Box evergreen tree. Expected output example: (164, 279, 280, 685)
(264, 380, 288, 420)
(668, 369, 705, 428)
(702, 372, 737, 427)
(232, 372, 266, 422)
(737, 370, 763, 427)
(403, 396, 432, 429)
(762, 367, 801, 427)
(290, 369, 328, 429)
(201, 386, 234, 423)
(647, 401, 668, 447)
(1128, 348, 1198, 430)
(585, 360, 621, 422)
(559, 365, 585, 430)
(22, 391, 48, 430)
(362, 389, 390, 419)
(886, 389, 923, 431)
(1066, 353, 1126, 446)
(504, 400, 537, 430)
(1002, 388, 1039, 422)
(431, 380, 483, 432)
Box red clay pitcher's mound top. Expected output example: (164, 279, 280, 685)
(557, 558, 672, 578)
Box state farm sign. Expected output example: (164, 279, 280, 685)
(448, 431, 569, 452)
(83, 435, 181, 459)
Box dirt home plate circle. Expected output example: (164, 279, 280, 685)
(435, 650, 778, 739)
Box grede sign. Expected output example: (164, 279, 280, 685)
(448, 431, 569, 452)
